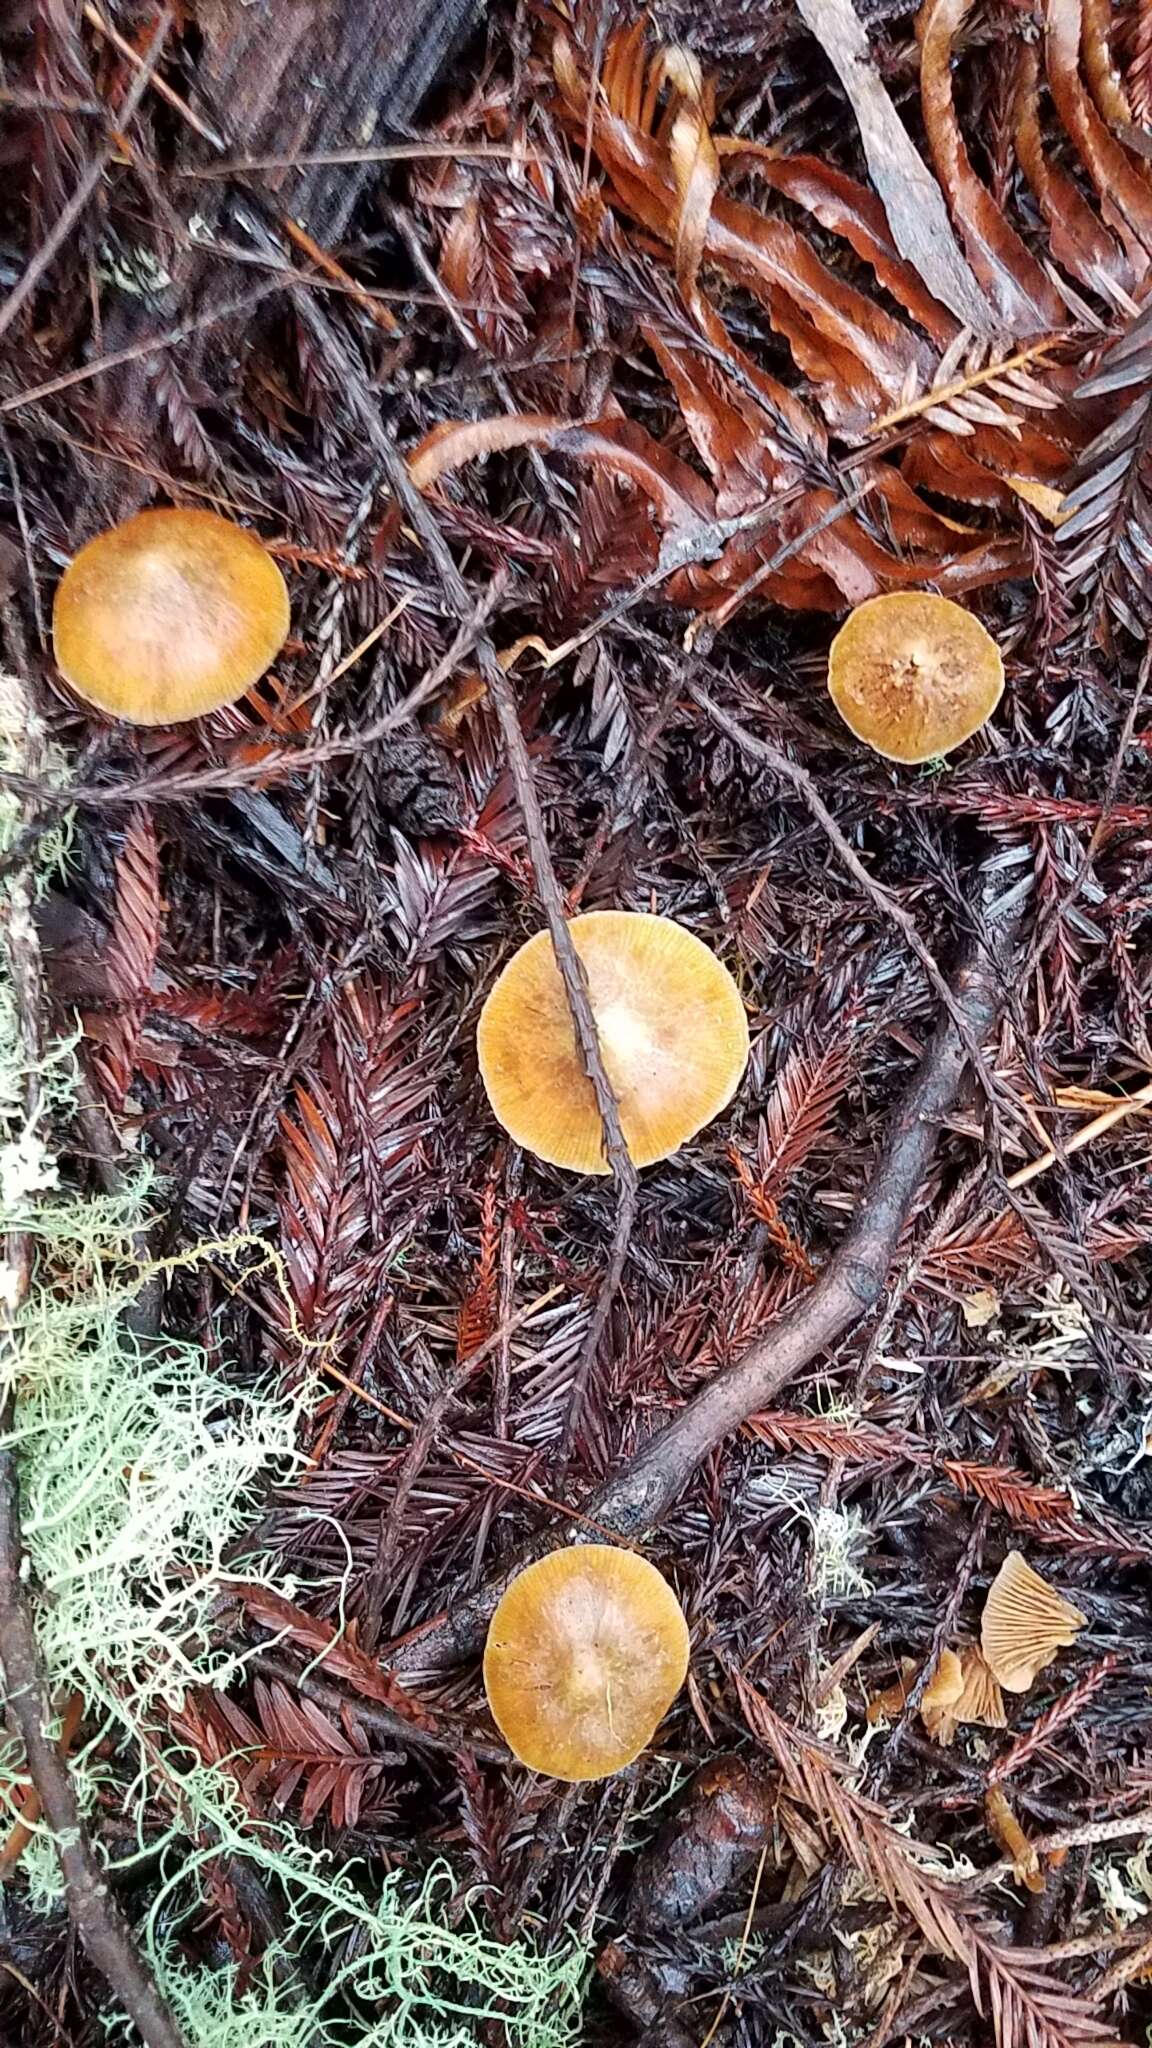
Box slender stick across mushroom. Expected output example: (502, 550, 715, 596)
(389, 864, 1023, 1677)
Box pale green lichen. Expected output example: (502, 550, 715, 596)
(0, 683, 586, 2045)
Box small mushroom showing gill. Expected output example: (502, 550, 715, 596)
(482, 1545, 689, 1781)
(981, 1551, 1085, 1693)
(827, 591, 1004, 763)
(477, 911, 749, 1174)
(53, 508, 290, 726)
(920, 1646, 1006, 1746)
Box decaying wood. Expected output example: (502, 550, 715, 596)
(78, 0, 481, 532)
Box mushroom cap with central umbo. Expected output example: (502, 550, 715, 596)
(476, 910, 749, 1173)
(827, 591, 1004, 763)
(483, 1545, 690, 1781)
(53, 507, 290, 726)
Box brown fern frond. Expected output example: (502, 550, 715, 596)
(227, 1582, 432, 1726)
(152, 358, 221, 482)
(1061, 301, 1152, 639)
(913, 790, 1152, 832)
(727, 1151, 818, 1278)
(978, 1942, 1119, 2048)
(940, 1461, 1077, 1523)
(85, 809, 163, 1111)
(917, 1208, 1034, 1292)
(938, 1464, 1152, 1564)
(458, 1180, 499, 1362)
(1119, 0, 1152, 124)
(870, 334, 1065, 442)
(385, 720, 545, 979)
(745, 1410, 922, 1465)
(277, 979, 435, 1343)
(544, 472, 660, 634)
(455, 1746, 515, 1898)
(989, 1657, 1120, 1785)
(250, 1678, 388, 1831)
(200, 1864, 256, 1987)
(758, 1026, 856, 1200)
(437, 182, 539, 357)
(736, 1680, 1120, 2048)
(170, 1689, 267, 1814)
(330, 985, 433, 1241)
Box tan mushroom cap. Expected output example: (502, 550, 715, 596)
(483, 1545, 690, 1781)
(476, 911, 749, 1173)
(922, 1647, 1006, 1746)
(981, 1552, 1085, 1693)
(827, 592, 1004, 763)
(53, 508, 290, 726)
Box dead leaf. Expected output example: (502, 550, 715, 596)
(795, 0, 991, 330)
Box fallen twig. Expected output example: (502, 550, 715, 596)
(388, 856, 1022, 1674)
(1006, 1076, 1152, 1189)
(0, 661, 185, 2048)
(959, 1810, 1152, 1891)
(482, 646, 640, 1468)
(592, 868, 1017, 1530)
(687, 676, 1017, 1135)
(0, 583, 506, 814)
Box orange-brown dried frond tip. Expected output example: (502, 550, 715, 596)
(53, 508, 290, 726)
(477, 911, 749, 1173)
(922, 1647, 1006, 1746)
(483, 1545, 690, 1780)
(827, 592, 1004, 763)
(981, 1552, 1085, 1694)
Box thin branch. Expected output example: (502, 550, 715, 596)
(181, 142, 535, 177)
(1006, 1077, 1152, 1189)
(588, 869, 1019, 1537)
(687, 677, 1014, 1127)
(0, 664, 185, 2048)
(0, 590, 507, 813)
(0, 284, 277, 417)
(482, 652, 640, 1467)
(81, 4, 225, 148)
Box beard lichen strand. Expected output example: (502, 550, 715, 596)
(0, 686, 586, 2048)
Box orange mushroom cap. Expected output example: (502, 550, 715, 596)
(476, 911, 749, 1173)
(53, 508, 290, 726)
(483, 1545, 689, 1781)
(827, 592, 1004, 763)
(921, 1646, 1006, 1746)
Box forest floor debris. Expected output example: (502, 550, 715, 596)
(1, 1, 1152, 2044)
